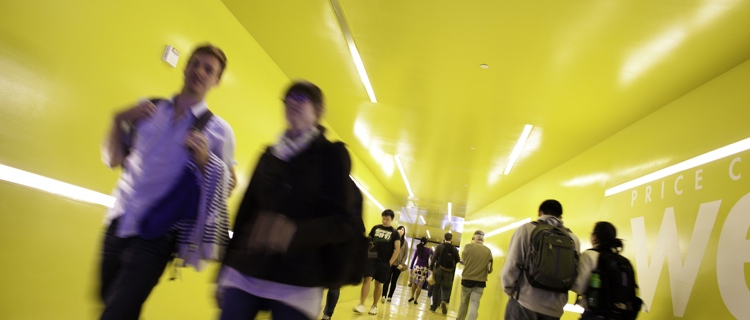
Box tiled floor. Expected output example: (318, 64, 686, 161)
(328, 284, 459, 320)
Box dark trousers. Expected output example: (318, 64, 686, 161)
(382, 265, 402, 298)
(431, 267, 455, 309)
(99, 220, 177, 320)
(504, 297, 560, 320)
(323, 288, 340, 316)
(220, 288, 308, 320)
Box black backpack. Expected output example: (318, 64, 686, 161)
(586, 249, 643, 320)
(437, 243, 458, 269)
(518, 221, 579, 295)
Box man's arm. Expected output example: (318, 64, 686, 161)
(430, 244, 442, 270)
(389, 240, 401, 265)
(501, 227, 525, 295)
(487, 257, 494, 274)
(102, 100, 156, 168)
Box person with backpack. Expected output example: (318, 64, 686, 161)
(99, 44, 236, 320)
(572, 221, 642, 320)
(502, 199, 581, 320)
(430, 232, 460, 314)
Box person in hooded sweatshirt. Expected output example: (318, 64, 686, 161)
(501, 199, 581, 320)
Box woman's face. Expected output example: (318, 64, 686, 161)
(398, 228, 405, 237)
(284, 93, 318, 131)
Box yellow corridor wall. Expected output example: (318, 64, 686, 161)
(466, 58, 750, 319)
(0, 0, 397, 319)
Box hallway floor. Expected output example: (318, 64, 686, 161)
(323, 284, 459, 320)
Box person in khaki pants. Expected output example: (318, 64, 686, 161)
(456, 230, 493, 320)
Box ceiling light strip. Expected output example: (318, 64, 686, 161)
(605, 136, 750, 197)
(0, 164, 115, 208)
(448, 202, 452, 220)
(349, 175, 385, 211)
(331, 0, 377, 103)
(394, 155, 415, 198)
(504, 124, 533, 175)
(484, 218, 531, 238)
(419, 215, 426, 225)
(426, 230, 431, 239)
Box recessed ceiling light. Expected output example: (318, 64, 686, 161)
(480, 64, 490, 69)
(470, 146, 477, 150)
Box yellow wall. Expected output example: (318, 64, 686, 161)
(466, 58, 750, 319)
(0, 0, 397, 319)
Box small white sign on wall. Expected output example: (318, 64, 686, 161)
(162, 45, 180, 68)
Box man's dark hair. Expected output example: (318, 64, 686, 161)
(444, 232, 453, 241)
(539, 199, 563, 217)
(189, 44, 227, 78)
(381, 209, 395, 219)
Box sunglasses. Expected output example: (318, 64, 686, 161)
(283, 93, 311, 104)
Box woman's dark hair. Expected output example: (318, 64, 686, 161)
(417, 236, 428, 256)
(284, 80, 324, 116)
(396, 225, 406, 234)
(593, 221, 624, 252)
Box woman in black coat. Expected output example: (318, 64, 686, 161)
(218, 81, 366, 320)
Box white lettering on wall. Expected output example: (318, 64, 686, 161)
(646, 186, 652, 203)
(717, 193, 750, 319)
(674, 175, 684, 195)
(631, 200, 721, 317)
(631, 190, 638, 207)
(695, 169, 703, 190)
(729, 157, 741, 180)
(661, 181, 665, 199)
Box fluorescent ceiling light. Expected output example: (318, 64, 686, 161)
(350, 175, 385, 211)
(448, 202, 452, 219)
(621, 27, 686, 85)
(394, 155, 415, 198)
(504, 125, 534, 175)
(0, 164, 115, 208)
(605, 136, 750, 197)
(419, 215, 426, 225)
(426, 230, 431, 239)
(331, 0, 377, 103)
(484, 218, 531, 238)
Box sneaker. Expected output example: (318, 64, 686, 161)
(408, 297, 414, 302)
(368, 305, 378, 315)
(414, 300, 418, 305)
(353, 304, 365, 314)
(441, 301, 447, 314)
(380, 296, 385, 304)
(386, 297, 392, 302)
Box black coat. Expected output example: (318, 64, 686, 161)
(223, 134, 367, 287)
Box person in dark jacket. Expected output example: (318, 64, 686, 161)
(217, 81, 365, 320)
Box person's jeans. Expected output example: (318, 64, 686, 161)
(431, 267, 454, 310)
(100, 220, 177, 320)
(323, 288, 340, 316)
(220, 287, 308, 320)
(504, 297, 560, 320)
(382, 265, 402, 298)
(456, 285, 484, 320)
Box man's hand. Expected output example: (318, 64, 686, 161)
(116, 100, 157, 125)
(185, 130, 209, 169)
